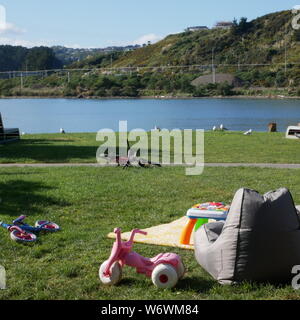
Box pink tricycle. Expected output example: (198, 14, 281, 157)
(99, 228, 185, 289)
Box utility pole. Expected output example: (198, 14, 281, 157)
(284, 37, 287, 74)
(284, 25, 288, 75)
(212, 47, 216, 84)
(236, 52, 241, 71)
(20, 72, 23, 91)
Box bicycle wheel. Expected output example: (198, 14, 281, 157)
(10, 230, 37, 243)
(35, 221, 60, 232)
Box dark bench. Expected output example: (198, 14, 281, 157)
(0, 113, 20, 144)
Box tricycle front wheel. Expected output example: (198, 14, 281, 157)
(99, 261, 122, 286)
(10, 230, 37, 243)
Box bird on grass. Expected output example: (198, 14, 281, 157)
(244, 129, 252, 135)
(220, 124, 229, 131)
(138, 160, 162, 168)
(60, 128, 66, 134)
(212, 126, 217, 131)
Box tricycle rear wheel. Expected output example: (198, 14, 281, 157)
(177, 260, 185, 279)
(35, 221, 60, 232)
(151, 263, 178, 289)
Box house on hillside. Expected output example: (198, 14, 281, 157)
(214, 21, 234, 30)
(191, 73, 244, 87)
(185, 26, 209, 32)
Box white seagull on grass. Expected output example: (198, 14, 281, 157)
(220, 124, 228, 131)
(244, 129, 252, 135)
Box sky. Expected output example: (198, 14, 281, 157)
(0, 0, 298, 48)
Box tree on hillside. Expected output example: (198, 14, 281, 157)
(0, 45, 62, 71)
(231, 17, 253, 36)
(0, 46, 27, 71)
(24, 47, 62, 70)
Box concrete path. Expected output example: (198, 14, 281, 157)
(205, 163, 300, 169)
(0, 163, 299, 169)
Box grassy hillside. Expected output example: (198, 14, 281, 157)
(112, 11, 299, 69)
(55, 9, 300, 95)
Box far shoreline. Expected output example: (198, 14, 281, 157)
(1, 95, 300, 100)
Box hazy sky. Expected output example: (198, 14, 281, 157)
(0, 0, 298, 48)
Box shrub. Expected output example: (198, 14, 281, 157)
(121, 86, 139, 97)
(94, 88, 107, 97)
(107, 86, 121, 96)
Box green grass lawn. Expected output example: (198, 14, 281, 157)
(0, 131, 299, 164)
(0, 166, 300, 300)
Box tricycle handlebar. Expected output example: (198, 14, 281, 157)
(112, 228, 148, 246)
(13, 215, 26, 224)
(128, 229, 147, 244)
(136, 230, 147, 236)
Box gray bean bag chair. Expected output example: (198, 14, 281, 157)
(194, 188, 300, 284)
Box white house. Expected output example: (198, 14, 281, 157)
(186, 26, 209, 32)
(214, 21, 234, 30)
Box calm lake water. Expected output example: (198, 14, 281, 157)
(0, 98, 299, 134)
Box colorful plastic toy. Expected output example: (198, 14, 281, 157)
(99, 228, 185, 289)
(180, 202, 229, 245)
(0, 215, 60, 243)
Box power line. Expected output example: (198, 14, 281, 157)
(0, 62, 299, 76)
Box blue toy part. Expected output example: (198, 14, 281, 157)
(0, 222, 10, 229)
(186, 208, 228, 220)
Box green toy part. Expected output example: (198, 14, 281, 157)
(195, 218, 209, 232)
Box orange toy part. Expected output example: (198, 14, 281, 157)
(180, 218, 197, 245)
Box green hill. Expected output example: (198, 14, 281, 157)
(66, 9, 300, 93)
(111, 10, 299, 69)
